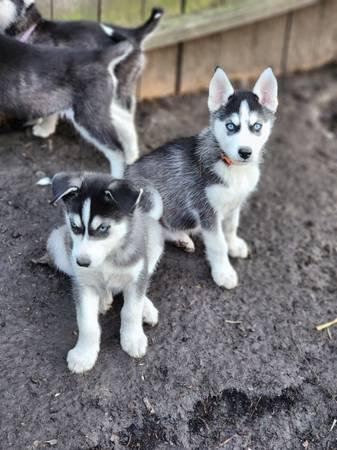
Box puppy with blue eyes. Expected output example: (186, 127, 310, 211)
(126, 67, 278, 289)
(47, 172, 164, 373)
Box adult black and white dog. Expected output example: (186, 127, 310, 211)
(47, 172, 164, 373)
(0, 34, 142, 177)
(0, 0, 163, 175)
(127, 67, 278, 289)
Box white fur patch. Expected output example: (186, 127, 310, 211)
(0, 0, 17, 31)
(208, 163, 260, 218)
(100, 24, 114, 36)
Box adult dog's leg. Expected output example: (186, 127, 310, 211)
(67, 286, 101, 373)
(202, 217, 238, 289)
(223, 207, 249, 258)
(33, 113, 59, 138)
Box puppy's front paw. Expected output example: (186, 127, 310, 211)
(143, 298, 159, 326)
(228, 237, 249, 259)
(121, 329, 148, 358)
(67, 346, 99, 373)
(32, 122, 55, 139)
(212, 265, 238, 289)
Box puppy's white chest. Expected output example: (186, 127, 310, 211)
(103, 259, 144, 291)
(206, 164, 259, 217)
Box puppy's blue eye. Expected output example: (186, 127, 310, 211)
(70, 222, 82, 235)
(253, 122, 262, 132)
(98, 224, 110, 233)
(226, 122, 236, 132)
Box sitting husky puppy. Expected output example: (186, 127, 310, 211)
(127, 67, 278, 289)
(47, 172, 164, 373)
(0, 0, 163, 140)
(0, 34, 140, 177)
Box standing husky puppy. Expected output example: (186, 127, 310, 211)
(47, 172, 164, 373)
(0, 0, 163, 144)
(127, 67, 278, 289)
(0, 34, 140, 176)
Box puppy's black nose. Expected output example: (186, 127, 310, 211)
(238, 147, 252, 160)
(76, 257, 91, 267)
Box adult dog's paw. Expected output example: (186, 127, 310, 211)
(67, 346, 98, 373)
(212, 265, 238, 289)
(228, 237, 249, 259)
(121, 329, 148, 358)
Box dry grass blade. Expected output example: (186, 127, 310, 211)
(316, 318, 337, 331)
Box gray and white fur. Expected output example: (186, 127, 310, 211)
(47, 172, 164, 373)
(127, 67, 278, 289)
(0, 1, 163, 176)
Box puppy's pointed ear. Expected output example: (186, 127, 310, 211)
(105, 180, 143, 215)
(253, 67, 278, 113)
(50, 172, 82, 205)
(208, 67, 234, 113)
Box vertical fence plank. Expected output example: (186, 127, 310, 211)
(101, 0, 142, 25)
(285, 3, 321, 72)
(35, 0, 52, 18)
(53, 0, 99, 20)
(316, 0, 337, 66)
(139, 46, 178, 98)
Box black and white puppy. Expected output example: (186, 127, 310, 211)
(0, 34, 141, 176)
(127, 67, 278, 289)
(0, 0, 162, 141)
(47, 172, 164, 373)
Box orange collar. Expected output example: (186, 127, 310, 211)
(220, 153, 233, 166)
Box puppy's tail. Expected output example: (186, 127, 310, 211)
(107, 8, 163, 47)
(131, 8, 163, 44)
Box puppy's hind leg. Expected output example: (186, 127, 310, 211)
(65, 108, 125, 178)
(33, 113, 59, 138)
(47, 225, 74, 277)
(163, 228, 195, 253)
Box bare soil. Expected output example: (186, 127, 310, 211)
(1, 65, 337, 450)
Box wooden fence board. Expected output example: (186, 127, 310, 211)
(139, 46, 178, 98)
(101, 0, 142, 25)
(180, 13, 287, 93)
(53, 0, 99, 20)
(286, 3, 322, 72)
(35, 0, 51, 18)
(144, 0, 181, 18)
(316, 0, 337, 66)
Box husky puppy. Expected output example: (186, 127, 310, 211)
(127, 67, 278, 289)
(47, 172, 164, 373)
(0, 34, 142, 176)
(0, 0, 163, 141)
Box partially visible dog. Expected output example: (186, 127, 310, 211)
(47, 172, 164, 373)
(127, 67, 278, 289)
(0, 34, 144, 176)
(0, 0, 162, 140)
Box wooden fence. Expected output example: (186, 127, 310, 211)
(35, 0, 337, 98)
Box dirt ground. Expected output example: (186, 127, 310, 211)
(1, 65, 337, 450)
